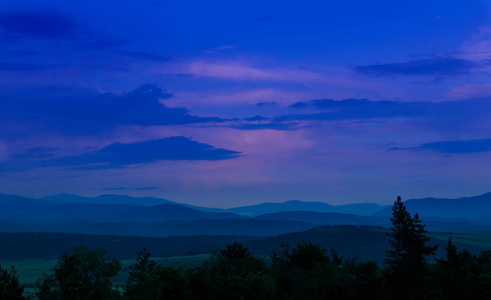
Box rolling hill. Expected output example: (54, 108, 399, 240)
(255, 211, 389, 226)
(0, 226, 489, 264)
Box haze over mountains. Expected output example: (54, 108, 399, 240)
(1, 192, 491, 236)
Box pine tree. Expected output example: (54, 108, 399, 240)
(124, 248, 158, 300)
(384, 196, 438, 300)
(385, 196, 437, 271)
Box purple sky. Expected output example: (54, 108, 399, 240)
(0, 0, 490, 207)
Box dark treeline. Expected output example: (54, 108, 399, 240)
(2, 197, 491, 299)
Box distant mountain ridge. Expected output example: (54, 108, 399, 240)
(31, 194, 391, 216)
(225, 200, 388, 216)
(0, 194, 244, 223)
(1, 192, 491, 235)
(373, 192, 491, 220)
(104, 203, 245, 223)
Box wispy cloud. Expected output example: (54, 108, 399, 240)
(391, 138, 491, 153)
(276, 98, 440, 122)
(205, 45, 236, 54)
(355, 57, 477, 77)
(447, 83, 491, 98)
(460, 26, 491, 60)
(188, 61, 324, 82)
(229, 122, 299, 131)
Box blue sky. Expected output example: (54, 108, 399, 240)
(0, 0, 490, 207)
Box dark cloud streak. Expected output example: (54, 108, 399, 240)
(0, 11, 76, 39)
(274, 98, 490, 123)
(0, 84, 225, 137)
(391, 138, 491, 153)
(355, 57, 477, 77)
(2, 137, 241, 172)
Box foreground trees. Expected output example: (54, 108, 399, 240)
(271, 242, 382, 299)
(124, 242, 275, 300)
(124, 248, 188, 300)
(433, 239, 491, 299)
(36, 246, 121, 300)
(189, 241, 276, 300)
(0, 264, 24, 300)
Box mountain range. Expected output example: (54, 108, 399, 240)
(0, 192, 490, 236)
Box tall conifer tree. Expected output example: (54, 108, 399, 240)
(384, 196, 437, 299)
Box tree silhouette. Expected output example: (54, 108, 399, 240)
(124, 248, 158, 299)
(124, 249, 188, 300)
(36, 246, 121, 300)
(434, 239, 491, 299)
(385, 196, 437, 299)
(0, 264, 25, 300)
(220, 241, 254, 261)
(187, 242, 275, 300)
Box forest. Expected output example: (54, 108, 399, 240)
(2, 197, 491, 300)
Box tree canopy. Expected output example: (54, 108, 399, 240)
(36, 246, 121, 300)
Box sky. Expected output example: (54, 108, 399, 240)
(0, 0, 490, 207)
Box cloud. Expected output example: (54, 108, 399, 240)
(0, 11, 76, 39)
(174, 73, 193, 78)
(289, 101, 309, 109)
(272, 97, 491, 123)
(447, 84, 491, 98)
(3, 137, 241, 171)
(243, 115, 269, 122)
(230, 122, 299, 131)
(0, 62, 48, 71)
(188, 61, 323, 82)
(392, 138, 491, 153)
(355, 57, 476, 77)
(460, 26, 491, 60)
(205, 45, 236, 54)
(0, 84, 225, 137)
(256, 101, 279, 107)
(274, 99, 425, 122)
